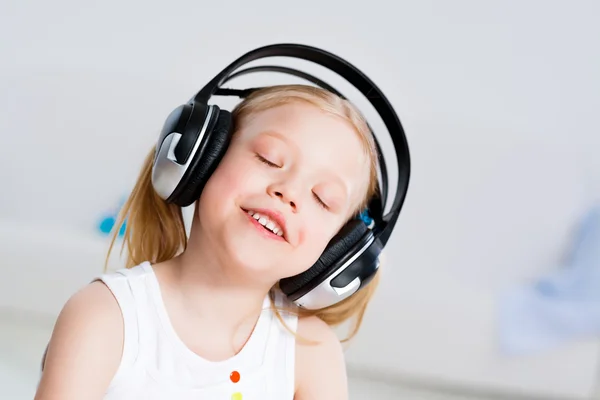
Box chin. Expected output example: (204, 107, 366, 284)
(225, 233, 282, 276)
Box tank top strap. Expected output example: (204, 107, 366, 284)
(95, 262, 155, 383)
(263, 289, 298, 397)
(270, 288, 299, 334)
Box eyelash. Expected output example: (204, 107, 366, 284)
(255, 154, 279, 168)
(255, 153, 329, 210)
(313, 193, 329, 210)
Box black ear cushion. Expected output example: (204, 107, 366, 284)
(172, 109, 233, 207)
(279, 219, 368, 296)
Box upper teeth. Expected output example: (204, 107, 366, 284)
(247, 210, 284, 236)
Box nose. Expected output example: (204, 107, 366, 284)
(267, 181, 302, 212)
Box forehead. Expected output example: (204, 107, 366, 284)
(242, 102, 365, 160)
(240, 101, 362, 151)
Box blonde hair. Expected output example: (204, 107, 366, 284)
(106, 85, 381, 343)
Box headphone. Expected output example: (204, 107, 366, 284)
(151, 44, 411, 310)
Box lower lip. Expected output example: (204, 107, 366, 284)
(243, 209, 286, 242)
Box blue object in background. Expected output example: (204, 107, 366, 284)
(98, 215, 126, 237)
(498, 203, 600, 355)
(97, 197, 127, 237)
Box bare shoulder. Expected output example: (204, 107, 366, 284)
(294, 315, 348, 400)
(35, 280, 124, 400)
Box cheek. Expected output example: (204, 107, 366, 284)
(284, 229, 338, 278)
(200, 150, 262, 205)
(296, 215, 340, 259)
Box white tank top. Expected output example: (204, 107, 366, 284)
(95, 262, 298, 400)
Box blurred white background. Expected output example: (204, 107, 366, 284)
(1, 0, 599, 399)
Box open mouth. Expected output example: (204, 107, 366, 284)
(241, 208, 286, 241)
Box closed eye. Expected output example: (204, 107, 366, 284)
(256, 153, 329, 210)
(313, 192, 329, 210)
(255, 154, 279, 168)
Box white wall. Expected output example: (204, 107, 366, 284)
(1, 0, 600, 399)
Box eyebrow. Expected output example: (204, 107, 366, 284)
(260, 130, 290, 143)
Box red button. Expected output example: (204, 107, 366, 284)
(230, 371, 240, 383)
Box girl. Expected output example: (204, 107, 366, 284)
(35, 84, 381, 399)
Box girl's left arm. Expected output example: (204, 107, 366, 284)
(294, 316, 349, 400)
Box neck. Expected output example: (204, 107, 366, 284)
(167, 227, 274, 323)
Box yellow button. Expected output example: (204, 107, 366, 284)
(231, 392, 242, 400)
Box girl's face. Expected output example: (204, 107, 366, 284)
(197, 101, 371, 284)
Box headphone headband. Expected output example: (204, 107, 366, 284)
(193, 43, 410, 246)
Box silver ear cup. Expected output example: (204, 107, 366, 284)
(151, 106, 216, 200)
